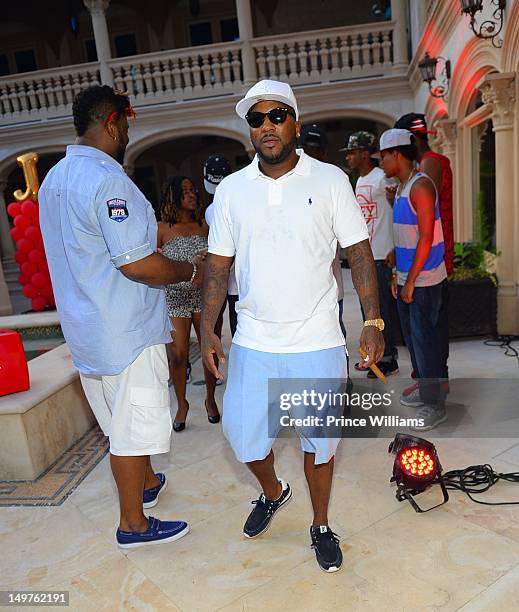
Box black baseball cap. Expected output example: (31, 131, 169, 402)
(394, 113, 433, 137)
(299, 124, 327, 150)
(203, 155, 232, 194)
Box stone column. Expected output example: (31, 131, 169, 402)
(391, 0, 409, 74)
(481, 73, 517, 334)
(235, 0, 257, 87)
(83, 0, 114, 86)
(435, 119, 458, 240)
(0, 180, 13, 314)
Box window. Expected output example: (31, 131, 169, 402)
(114, 33, 137, 58)
(85, 39, 98, 63)
(14, 50, 37, 73)
(473, 119, 496, 250)
(467, 89, 484, 115)
(220, 18, 239, 42)
(0, 54, 9, 76)
(189, 22, 213, 46)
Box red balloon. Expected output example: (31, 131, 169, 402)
(28, 249, 45, 264)
(10, 226, 23, 241)
(13, 214, 29, 231)
(31, 296, 47, 312)
(37, 261, 49, 275)
(31, 272, 47, 288)
(15, 250, 28, 264)
(25, 226, 40, 242)
(41, 283, 54, 299)
(7, 202, 22, 218)
(17, 238, 32, 254)
(18, 274, 29, 285)
(23, 284, 39, 299)
(21, 200, 37, 218)
(21, 261, 37, 277)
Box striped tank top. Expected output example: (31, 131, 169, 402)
(393, 172, 447, 287)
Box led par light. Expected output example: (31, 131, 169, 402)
(388, 433, 449, 513)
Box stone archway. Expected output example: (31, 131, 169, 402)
(130, 133, 249, 213)
(297, 113, 391, 177)
(1, 149, 66, 314)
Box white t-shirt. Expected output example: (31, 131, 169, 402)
(355, 166, 394, 260)
(205, 202, 238, 295)
(208, 150, 369, 353)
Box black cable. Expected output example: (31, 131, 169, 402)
(441, 464, 519, 505)
(484, 335, 519, 367)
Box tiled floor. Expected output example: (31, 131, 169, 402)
(1, 271, 519, 611)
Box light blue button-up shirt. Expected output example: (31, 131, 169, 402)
(39, 145, 171, 375)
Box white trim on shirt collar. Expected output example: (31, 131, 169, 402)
(245, 148, 311, 180)
(66, 144, 124, 171)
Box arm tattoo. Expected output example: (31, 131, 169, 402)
(345, 239, 380, 320)
(201, 254, 231, 333)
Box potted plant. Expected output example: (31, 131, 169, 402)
(448, 241, 498, 338)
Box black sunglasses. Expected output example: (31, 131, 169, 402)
(245, 107, 296, 129)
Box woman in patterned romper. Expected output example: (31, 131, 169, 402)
(158, 176, 221, 431)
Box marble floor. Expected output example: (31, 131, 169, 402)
(2, 271, 519, 611)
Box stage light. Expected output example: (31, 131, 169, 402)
(388, 433, 449, 512)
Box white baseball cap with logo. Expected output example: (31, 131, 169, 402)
(235, 79, 299, 120)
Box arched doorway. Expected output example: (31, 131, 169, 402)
(1, 150, 65, 313)
(298, 116, 389, 182)
(131, 135, 250, 213)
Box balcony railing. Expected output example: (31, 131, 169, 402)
(0, 21, 399, 125)
(253, 22, 394, 84)
(0, 63, 100, 123)
(108, 40, 243, 103)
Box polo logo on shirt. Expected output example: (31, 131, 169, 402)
(107, 198, 129, 222)
(308, 197, 313, 206)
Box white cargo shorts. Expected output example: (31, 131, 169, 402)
(80, 344, 172, 456)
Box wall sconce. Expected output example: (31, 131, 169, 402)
(460, 0, 506, 48)
(418, 53, 451, 99)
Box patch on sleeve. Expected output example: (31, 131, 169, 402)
(107, 198, 129, 222)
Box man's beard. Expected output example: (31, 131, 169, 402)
(115, 144, 126, 165)
(255, 139, 295, 165)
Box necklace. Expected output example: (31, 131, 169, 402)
(396, 168, 417, 197)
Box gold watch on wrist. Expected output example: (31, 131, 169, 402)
(364, 318, 385, 332)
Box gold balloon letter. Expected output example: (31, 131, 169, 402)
(14, 151, 40, 201)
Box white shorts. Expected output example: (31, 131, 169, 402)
(80, 344, 172, 456)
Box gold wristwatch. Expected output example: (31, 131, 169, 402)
(364, 318, 385, 332)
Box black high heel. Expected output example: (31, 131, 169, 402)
(205, 400, 221, 424)
(173, 400, 189, 432)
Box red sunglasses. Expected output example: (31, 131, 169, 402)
(106, 105, 136, 123)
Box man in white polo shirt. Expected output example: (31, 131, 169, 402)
(201, 80, 384, 573)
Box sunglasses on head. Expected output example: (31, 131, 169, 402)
(106, 105, 136, 123)
(245, 106, 296, 129)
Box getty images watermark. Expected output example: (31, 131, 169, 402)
(267, 378, 519, 438)
(276, 386, 424, 430)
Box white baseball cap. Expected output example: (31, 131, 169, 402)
(372, 128, 414, 159)
(379, 128, 414, 151)
(235, 79, 299, 120)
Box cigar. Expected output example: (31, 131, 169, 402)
(358, 347, 387, 384)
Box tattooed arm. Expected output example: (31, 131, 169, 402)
(345, 238, 385, 367)
(201, 253, 233, 378)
